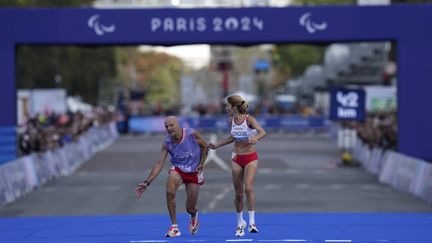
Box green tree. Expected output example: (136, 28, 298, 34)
(116, 48, 184, 109)
(16, 45, 117, 105)
(272, 44, 325, 86)
(140, 53, 183, 108)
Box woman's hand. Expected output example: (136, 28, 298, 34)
(248, 136, 258, 145)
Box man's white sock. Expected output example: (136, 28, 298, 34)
(237, 211, 244, 226)
(248, 211, 255, 225)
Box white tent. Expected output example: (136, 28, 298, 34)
(67, 97, 93, 113)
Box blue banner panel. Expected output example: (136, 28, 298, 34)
(330, 87, 365, 121)
(128, 116, 329, 133)
(128, 116, 166, 133)
(0, 126, 17, 165)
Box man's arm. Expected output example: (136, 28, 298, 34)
(193, 130, 208, 173)
(134, 143, 169, 198)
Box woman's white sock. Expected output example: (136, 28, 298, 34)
(237, 211, 244, 226)
(248, 211, 255, 225)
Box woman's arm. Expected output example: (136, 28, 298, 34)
(247, 115, 267, 145)
(208, 116, 235, 149)
(208, 135, 235, 149)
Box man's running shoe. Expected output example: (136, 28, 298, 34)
(165, 225, 181, 237)
(248, 224, 259, 233)
(189, 212, 199, 235)
(235, 220, 247, 237)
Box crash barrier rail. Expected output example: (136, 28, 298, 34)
(125, 115, 330, 134)
(0, 122, 118, 207)
(352, 136, 432, 204)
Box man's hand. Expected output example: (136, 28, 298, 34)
(196, 163, 204, 174)
(133, 181, 149, 199)
(208, 143, 219, 149)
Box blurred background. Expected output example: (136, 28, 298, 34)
(12, 1, 400, 153)
(0, 0, 431, 219)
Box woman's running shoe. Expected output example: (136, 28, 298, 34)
(235, 220, 247, 237)
(248, 224, 259, 233)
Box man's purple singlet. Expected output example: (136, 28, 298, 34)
(165, 128, 201, 173)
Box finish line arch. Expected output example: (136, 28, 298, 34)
(0, 5, 431, 162)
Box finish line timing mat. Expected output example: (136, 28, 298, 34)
(1, 213, 431, 243)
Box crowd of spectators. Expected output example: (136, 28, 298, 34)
(125, 98, 323, 118)
(346, 111, 398, 151)
(17, 107, 115, 156)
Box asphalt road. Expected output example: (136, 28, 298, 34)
(1, 133, 431, 217)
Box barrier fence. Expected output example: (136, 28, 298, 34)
(353, 136, 432, 204)
(0, 123, 118, 207)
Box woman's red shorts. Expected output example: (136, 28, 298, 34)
(232, 151, 258, 168)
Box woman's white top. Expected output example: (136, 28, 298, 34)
(231, 115, 257, 142)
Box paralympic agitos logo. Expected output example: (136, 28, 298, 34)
(299, 12, 327, 34)
(88, 14, 116, 36)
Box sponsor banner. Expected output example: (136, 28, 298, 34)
(330, 88, 365, 121)
(412, 162, 432, 203)
(0, 158, 29, 205)
(378, 150, 430, 200)
(392, 154, 419, 193)
(365, 148, 384, 175)
(128, 116, 329, 133)
(379, 150, 398, 185)
(0, 126, 17, 165)
(360, 145, 371, 169)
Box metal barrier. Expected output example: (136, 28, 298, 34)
(0, 123, 118, 207)
(353, 136, 432, 204)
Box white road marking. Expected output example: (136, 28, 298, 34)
(295, 183, 311, 189)
(130, 240, 207, 243)
(226, 240, 253, 242)
(329, 184, 345, 190)
(264, 184, 281, 190)
(259, 168, 274, 174)
(205, 134, 230, 171)
(360, 184, 379, 190)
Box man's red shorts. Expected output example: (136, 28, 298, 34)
(232, 151, 259, 168)
(169, 166, 204, 185)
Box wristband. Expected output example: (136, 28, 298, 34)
(143, 180, 151, 186)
